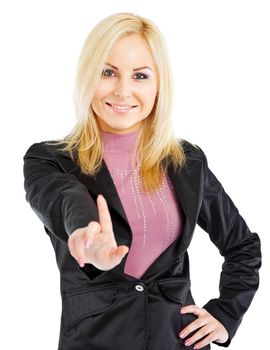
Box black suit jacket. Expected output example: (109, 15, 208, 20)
(23, 139, 261, 350)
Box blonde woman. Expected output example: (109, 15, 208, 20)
(23, 12, 261, 350)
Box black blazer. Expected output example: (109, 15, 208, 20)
(23, 139, 261, 350)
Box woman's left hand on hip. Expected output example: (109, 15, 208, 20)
(179, 304, 229, 349)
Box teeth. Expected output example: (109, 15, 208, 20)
(111, 104, 133, 110)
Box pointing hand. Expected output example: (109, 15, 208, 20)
(68, 194, 129, 271)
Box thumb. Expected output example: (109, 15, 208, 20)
(118, 245, 129, 256)
(110, 246, 129, 259)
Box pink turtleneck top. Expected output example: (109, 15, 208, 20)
(100, 128, 184, 279)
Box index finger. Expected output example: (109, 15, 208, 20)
(180, 305, 203, 316)
(97, 194, 113, 233)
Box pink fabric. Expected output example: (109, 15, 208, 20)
(101, 128, 184, 278)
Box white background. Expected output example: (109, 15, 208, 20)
(0, 1, 269, 349)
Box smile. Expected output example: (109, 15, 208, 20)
(106, 102, 137, 113)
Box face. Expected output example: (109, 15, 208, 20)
(91, 34, 158, 134)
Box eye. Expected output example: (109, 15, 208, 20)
(134, 73, 148, 80)
(102, 69, 116, 77)
(101, 69, 149, 80)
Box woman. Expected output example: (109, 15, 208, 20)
(23, 12, 261, 350)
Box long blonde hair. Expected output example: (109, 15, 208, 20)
(47, 12, 189, 193)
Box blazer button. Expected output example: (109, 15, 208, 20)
(135, 284, 145, 292)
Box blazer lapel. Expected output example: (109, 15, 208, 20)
(71, 159, 130, 226)
(60, 147, 203, 258)
(167, 155, 203, 255)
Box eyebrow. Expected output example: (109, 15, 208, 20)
(105, 62, 153, 72)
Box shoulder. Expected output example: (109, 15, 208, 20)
(176, 138, 209, 177)
(23, 140, 72, 160)
(178, 138, 206, 161)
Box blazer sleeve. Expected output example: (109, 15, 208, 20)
(23, 142, 100, 243)
(196, 146, 261, 347)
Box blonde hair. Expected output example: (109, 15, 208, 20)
(47, 12, 189, 193)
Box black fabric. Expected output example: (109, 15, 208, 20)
(23, 139, 261, 349)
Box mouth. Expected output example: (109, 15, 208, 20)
(105, 102, 137, 113)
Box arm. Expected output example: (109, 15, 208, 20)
(196, 146, 261, 347)
(23, 142, 99, 243)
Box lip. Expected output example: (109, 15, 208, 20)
(106, 102, 137, 113)
(106, 102, 137, 107)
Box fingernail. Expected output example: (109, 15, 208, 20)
(185, 340, 192, 346)
(85, 239, 91, 248)
(179, 332, 186, 338)
(194, 344, 200, 349)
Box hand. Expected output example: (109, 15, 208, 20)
(68, 194, 129, 271)
(179, 305, 229, 349)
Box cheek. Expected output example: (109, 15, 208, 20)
(91, 96, 99, 114)
(93, 81, 114, 101)
(140, 84, 158, 107)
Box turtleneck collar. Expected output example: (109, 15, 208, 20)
(100, 128, 141, 154)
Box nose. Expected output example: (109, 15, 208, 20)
(113, 77, 131, 98)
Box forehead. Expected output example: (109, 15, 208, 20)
(107, 34, 155, 69)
